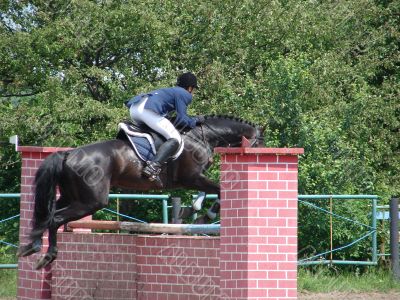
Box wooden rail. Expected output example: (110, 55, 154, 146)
(67, 220, 220, 234)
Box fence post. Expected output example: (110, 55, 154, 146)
(162, 198, 168, 224)
(172, 197, 182, 224)
(390, 197, 400, 280)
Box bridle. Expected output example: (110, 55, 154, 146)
(251, 127, 265, 147)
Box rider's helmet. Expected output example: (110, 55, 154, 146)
(177, 72, 198, 89)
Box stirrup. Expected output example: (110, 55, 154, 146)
(143, 165, 163, 188)
(147, 173, 160, 182)
(143, 161, 162, 180)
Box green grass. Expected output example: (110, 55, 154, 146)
(0, 269, 17, 298)
(299, 267, 400, 292)
(0, 251, 17, 298)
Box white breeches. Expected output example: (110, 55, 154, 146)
(130, 97, 182, 143)
(129, 97, 184, 159)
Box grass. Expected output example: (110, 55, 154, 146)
(299, 267, 400, 293)
(0, 251, 17, 298)
(0, 269, 17, 298)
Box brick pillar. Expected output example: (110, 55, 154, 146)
(215, 147, 303, 300)
(17, 146, 71, 300)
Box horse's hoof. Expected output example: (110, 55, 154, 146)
(35, 253, 55, 270)
(16, 243, 41, 257)
(194, 215, 210, 224)
(207, 209, 217, 220)
(192, 192, 206, 211)
(179, 207, 194, 219)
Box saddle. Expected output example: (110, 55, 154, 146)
(116, 121, 184, 162)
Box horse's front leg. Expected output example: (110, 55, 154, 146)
(186, 174, 220, 209)
(182, 175, 221, 223)
(192, 174, 220, 196)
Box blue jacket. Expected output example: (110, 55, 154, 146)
(126, 87, 197, 128)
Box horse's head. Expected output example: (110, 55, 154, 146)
(252, 125, 266, 148)
(198, 115, 264, 148)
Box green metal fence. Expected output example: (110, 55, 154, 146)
(0, 193, 380, 269)
(0, 193, 171, 269)
(297, 195, 378, 266)
(0, 193, 20, 269)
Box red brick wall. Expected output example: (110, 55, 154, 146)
(18, 147, 71, 300)
(217, 149, 302, 300)
(52, 233, 220, 300)
(136, 235, 220, 299)
(52, 233, 137, 300)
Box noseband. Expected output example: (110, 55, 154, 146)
(250, 129, 265, 147)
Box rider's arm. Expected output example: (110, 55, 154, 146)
(174, 93, 197, 129)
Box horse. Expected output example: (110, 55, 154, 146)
(17, 115, 264, 269)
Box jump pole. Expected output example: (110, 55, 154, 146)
(68, 220, 220, 234)
(215, 146, 303, 300)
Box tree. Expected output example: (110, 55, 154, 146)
(0, 0, 399, 262)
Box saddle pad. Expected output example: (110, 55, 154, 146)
(118, 123, 156, 162)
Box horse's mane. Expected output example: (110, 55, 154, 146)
(203, 114, 257, 128)
(120, 115, 257, 135)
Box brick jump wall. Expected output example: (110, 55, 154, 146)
(216, 147, 303, 300)
(17, 146, 220, 300)
(52, 233, 220, 300)
(18, 146, 72, 300)
(17, 146, 303, 300)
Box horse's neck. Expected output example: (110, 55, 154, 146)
(187, 118, 255, 150)
(203, 123, 246, 148)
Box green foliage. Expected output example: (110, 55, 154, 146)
(0, 0, 399, 262)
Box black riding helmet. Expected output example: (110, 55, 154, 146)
(177, 72, 198, 89)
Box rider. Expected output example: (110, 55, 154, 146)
(126, 72, 205, 184)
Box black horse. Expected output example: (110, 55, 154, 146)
(17, 115, 264, 269)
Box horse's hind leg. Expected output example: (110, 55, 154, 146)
(34, 193, 108, 269)
(29, 196, 67, 269)
(16, 239, 43, 257)
(17, 197, 69, 258)
(18, 195, 68, 258)
(194, 199, 220, 224)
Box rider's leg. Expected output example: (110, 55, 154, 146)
(130, 99, 182, 181)
(142, 138, 180, 180)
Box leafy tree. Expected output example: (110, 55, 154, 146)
(0, 0, 398, 262)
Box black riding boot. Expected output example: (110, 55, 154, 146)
(143, 138, 180, 185)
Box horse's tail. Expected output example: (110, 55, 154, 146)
(30, 151, 67, 240)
